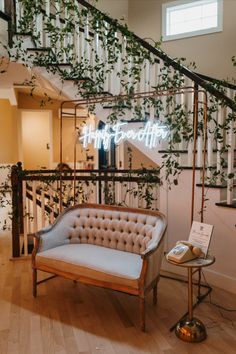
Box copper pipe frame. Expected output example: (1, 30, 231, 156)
(60, 87, 208, 224)
(73, 105, 77, 204)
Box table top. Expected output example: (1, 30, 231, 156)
(166, 255, 215, 268)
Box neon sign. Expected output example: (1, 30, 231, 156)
(79, 122, 169, 150)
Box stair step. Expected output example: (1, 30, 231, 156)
(35, 62, 73, 70)
(215, 201, 236, 208)
(48, 63, 72, 69)
(63, 76, 94, 82)
(14, 32, 32, 36)
(120, 119, 147, 123)
(85, 91, 113, 97)
(103, 104, 130, 109)
(196, 183, 227, 189)
(48, 63, 72, 66)
(159, 149, 236, 154)
(27, 47, 51, 52)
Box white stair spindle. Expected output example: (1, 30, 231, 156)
(187, 140, 193, 167)
(227, 108, 234, 204)
(120, 36, 127, 95)
(145, 59, 150, 92)
(22, 181, 28, 256)
(84, 14, 90, 65)
(32, 181, 38, 233)
(73, 1, 80, 62)
(197, 135, 203, 168)
(103, 21, 109, 92)
(15, 0, 22, 33)
(41, 188, 46, 228)
(55, 0, 61, 54)
(81, 31, 85, 68)
(27, 197, 32, 235)
(207, 104, 217, 179)
(34, 0, 44, 46)
(186, 78, 195, 167)
(49, 186, 54, 223)
(63, 3, 69, 63)
(112, 31, 120, 95)
(45, 0, 51, 48)
(216, 104, 224, 183)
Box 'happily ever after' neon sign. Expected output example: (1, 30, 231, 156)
(79, 122, 169, 150)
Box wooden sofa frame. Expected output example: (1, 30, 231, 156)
(32, 204, 167, 331)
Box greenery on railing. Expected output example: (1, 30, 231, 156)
(6, 164, 161, 234)
(1, 0, 236, 188)
(0, 165, 12, 230)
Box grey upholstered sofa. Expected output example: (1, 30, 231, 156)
(32, 203, 167, 331)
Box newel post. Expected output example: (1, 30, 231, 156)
(11, 162, 22, 257)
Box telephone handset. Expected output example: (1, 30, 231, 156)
(167, 240, 204, 264)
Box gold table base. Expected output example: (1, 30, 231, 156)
(165, 256, 215, 343)
(175, 317, 207, 343)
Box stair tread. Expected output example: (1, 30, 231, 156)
(103, 105, 130, 109)
(120, 119, 147, 123)
(14, 32, 32, 36)
(159, 149, 236, 153)
(196, 183, 227, 189)
(27, 47, 51, 51)
(63, 76, 93, 82)
(215, 201, 236, 208)
(48, 63, 72, 67)
(85, 91, 113, 97)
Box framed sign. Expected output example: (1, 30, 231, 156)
(188, 221, 214, 257)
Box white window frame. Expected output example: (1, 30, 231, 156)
(0, 0, 5, 13)
(162, 0, 223, 42)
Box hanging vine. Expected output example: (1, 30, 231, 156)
(1, 0, 235, 192)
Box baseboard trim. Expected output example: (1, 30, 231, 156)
(201, 268, 236, 295)
(161, 262, 236, 295)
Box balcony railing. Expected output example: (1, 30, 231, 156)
(11, 162, 160, 257)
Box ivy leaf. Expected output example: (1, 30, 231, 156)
(228, 173, 234, 179)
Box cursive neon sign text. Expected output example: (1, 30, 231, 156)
(79, 122, 169, 150)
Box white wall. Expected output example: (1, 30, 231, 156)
(96, 0, 129, 22)
(160, 170, 236, 294)
(128, 0, 236, 80)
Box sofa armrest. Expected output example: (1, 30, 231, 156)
(33, 209, 78, 253)
(141, 217, 166, 258)
(141, 219, 167, 288)
(142, 237, 165, 288)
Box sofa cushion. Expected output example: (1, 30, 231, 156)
(38, 207, 163, 256)
(36, 244, 143, 289)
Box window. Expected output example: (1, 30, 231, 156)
(162, 0, 223, 41)
(0, 0, 4, 13)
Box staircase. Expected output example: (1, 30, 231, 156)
(1, 0, 236, 205)
(1, 0, 236, 294)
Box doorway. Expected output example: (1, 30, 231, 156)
(21, 110, 52, 169)
(98, 121, 116, 169)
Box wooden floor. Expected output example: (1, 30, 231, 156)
(0, 232, 236, 354)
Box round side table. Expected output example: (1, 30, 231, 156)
(166, 255, 215, 343)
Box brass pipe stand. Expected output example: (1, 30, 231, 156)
(175, 267, 207, 342)
(166, 256, 215, 343)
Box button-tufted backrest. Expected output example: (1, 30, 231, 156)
(66, 207, 163, 255)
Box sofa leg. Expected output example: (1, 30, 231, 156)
(139, 296, 145, 332)
(153, 283, 157, 305)
(33, 268, 37, 297)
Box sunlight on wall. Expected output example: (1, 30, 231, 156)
(0, 99, 18, 163)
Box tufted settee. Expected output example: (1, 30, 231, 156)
(32, 203, 167, 331)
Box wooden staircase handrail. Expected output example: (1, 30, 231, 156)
(194, 72, 236, 91)
(77, 0, 236, 111)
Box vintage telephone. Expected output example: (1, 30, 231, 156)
(167, 241, 204, 264)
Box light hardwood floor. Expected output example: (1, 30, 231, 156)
(0, 232, 236, 354)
